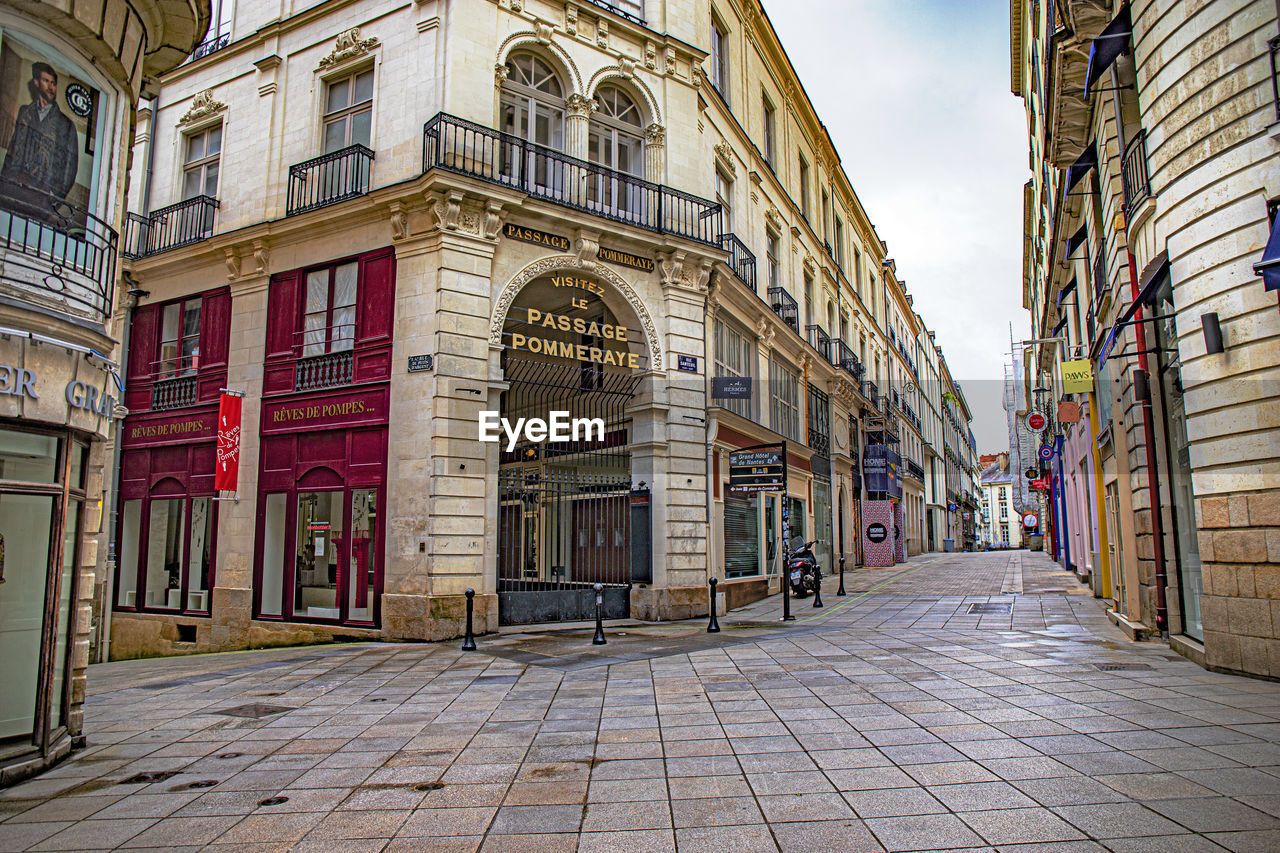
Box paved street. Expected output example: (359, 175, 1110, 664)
(3, 550, 1280, 852)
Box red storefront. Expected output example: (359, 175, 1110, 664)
(114, 288, 231, 616)
(253, 248, 394, 628)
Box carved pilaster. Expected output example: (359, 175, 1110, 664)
(575, 228, 600, 269)
(565, 92, 596, 160)
(644, 123, 665, 184)
(483, 201, 507, 241)
(428, 189, 465, 231)
(389, 201, 408, 241)
(658, 250, 686, 289)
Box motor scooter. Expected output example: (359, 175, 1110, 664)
(788, 539, 821, 598)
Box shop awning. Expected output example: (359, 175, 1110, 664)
(1065, 144, 1097, 192)
(1099, 250, 1168, 365)
(1086, 5, 1132, 92)
(1253, 214, 1280, 292)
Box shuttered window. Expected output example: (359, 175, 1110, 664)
(724, 489, 760, 578)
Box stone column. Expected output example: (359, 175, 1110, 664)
(644, 123, 666, 185)
(565, 94, 595, 162)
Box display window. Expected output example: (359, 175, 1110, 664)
(114, 493, 216, 613)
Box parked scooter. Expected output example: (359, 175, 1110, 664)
(788, 539, 822, 598)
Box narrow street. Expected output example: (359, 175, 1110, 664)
(3, 550, 1279, 853)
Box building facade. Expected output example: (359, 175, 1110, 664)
(100, 0, 976, 661)
(980, 453, 1025, 548)
(0, 0, 208, 785)
(1013, 0, 1280, 675)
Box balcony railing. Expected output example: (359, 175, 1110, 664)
(807, 324, 831, 363)
(1121, 130, 1151, 215)
(296, 349, 354, 391)
(287, 144, 374, 216)
(423, 113, 722, 245)
(0, 184, 116, 321)
(864, 381, 879, 408)
(123, 195, 219, 259)
(906, 459, 925, 481)
(720, 233, 756, 292)
(189, 30, 231, 62)
(836, 339, 864, 382)
(152, 374, 198, 410)
(767, 285, 799, 333)
(581, 0, 645, 25)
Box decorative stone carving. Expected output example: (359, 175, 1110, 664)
(665, 48, 677, 77)
(535, 22, 554, 44)
(644, 123, 665, 145)
(252, 240, 269, 275)
(645, 41, 656, 70)
(617, 57, 635, 79)
(494, 63, 509, 89)
(658, 250, 685, 288)
(566, 5, 578, 35)
(178, 89, 226, 126)
(713, 139, 736, 177)
(574, 229, 600, 268)
(510, 0, 523, 10)
(483, 201, 506, 240)
(803, 253, 816, 274)
(766, 206, 783, 231)
(428, 190, 465, 231)
(566, 92, 596, 117)
(687, 258, 713, 293)
(596, 20, 608, 49)
(388, 202, 408, 241)
(491, 255, 664, 369)
(224, 248, 240, 281)
(318, 27, 380, 69)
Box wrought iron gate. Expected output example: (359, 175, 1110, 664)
(497, 357, 642, 625)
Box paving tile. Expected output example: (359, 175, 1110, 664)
(487, 804, 583, 834)
(1143, 797, 1280, 833)
(673, 824, 778, 853)
(576, 829, 676, 853)
(382, 836, 481, 853)
(843, 785, 947, 817)
(477, 833, 578, 852)
(864, 813, 986, 852)
(957, 806, 1086, 845)
(580, 800, 671, 832)
(771, 818, 880, 852)
(28, 817, 156, 851)
(1052, 803, 1185, 838)
(927, 781, 1039, 812)
(1101, 837, 1231, 853)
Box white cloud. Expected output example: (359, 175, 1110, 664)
(765, 0, 1031, 450)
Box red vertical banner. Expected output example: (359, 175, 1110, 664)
(215, 392, 242, 492)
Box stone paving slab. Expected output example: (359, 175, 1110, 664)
(3, 550, 1280, 851)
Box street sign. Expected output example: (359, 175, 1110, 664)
(728, 444, 787, 493)
(1038, 445, 1055, 461)
(1022, 512, 1039, 528)
(407, 354, 434, 372)
(677, 354, 699, 372)
(1027, 411, 1047, 432)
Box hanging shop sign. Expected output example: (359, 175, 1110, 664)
(728, 444, 787, 493)
(215, 392, 242, 492)
(1030, 479, 1049, 490)
(1024, 468, 1039, 480)
(1022, 512, 1039, 528)
(1058, 400, 1081, 423)
(1060, 359, 1094, 394)
(1038, 444, 1055, 461)
(598, 246, 655, 272)
(1026, 411, 1047, 432)
(712, 376, 753, 399)
(503, 222, 570, 251)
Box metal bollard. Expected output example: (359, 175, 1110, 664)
(837, 555, 846, 596)
(592, 583, 607, 645)
(708, 577, 721, 633)
(812, 571, 823, 608)
(461, 588, 477, 651)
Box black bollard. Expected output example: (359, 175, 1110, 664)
(707, 577, 721, 633)
(592, 583, 607, 645)
(837, 555, 846, 596)
(812, 571, 823, 608)
(461, 588, 477, 651)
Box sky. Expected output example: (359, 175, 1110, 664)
(765, 0, 1031, 452)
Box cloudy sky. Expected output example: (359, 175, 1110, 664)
(766, 0, 1031, 452)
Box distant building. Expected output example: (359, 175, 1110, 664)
(980, 454, 1024, 548)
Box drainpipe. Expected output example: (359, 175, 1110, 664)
(1126, 249, 1169, 638)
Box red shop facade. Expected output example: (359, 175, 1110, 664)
(252, 248, 395, 629)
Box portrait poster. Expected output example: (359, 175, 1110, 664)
(0, 27, 102, 228)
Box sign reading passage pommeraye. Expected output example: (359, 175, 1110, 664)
(728, 444, 786, 493)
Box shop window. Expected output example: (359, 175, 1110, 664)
(323, 68, 373, 153)
(303, 261, 357, 357)
(724, 489, 760, 578)
(114, 495, 216, 614)
(259, 492, 287, 618)
(182, 124, 222, 200)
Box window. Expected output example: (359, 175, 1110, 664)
(115, 496, 216, 614)
(834, 214, 845, 271)
(770, 355, 801, 441)
(798, 153, 810, 218)
(158, 299, 201, 377)
(715, 319, 754, 420)
(762, 93, 776, 166)
(766, 230, 780, 290)
(711, 15, 730, 102)
(822, 189, 831, 241)
(854, 246, 864, 300)
(724, 490, 760, 577)
(303, 261, 357, 357)
(323, 68, 373, 153)
(715, 170, 733, 233)
(804, 272, 814, 330)
(182, 125, 221, 200)
(589, 84, 645, 177)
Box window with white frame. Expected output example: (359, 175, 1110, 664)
(714, 319, 754, 420)
(766, 229, 780, 290)
(834, 214, 845, 271)
(770, 355, 801, 441)
(798, 153, 810, 218)
(182, 125, 221, 199)
(711, 15, 730, 102)
(323, 68, 373, 153)
(715, 169, 733, 233)
(762, 92, 776, 167)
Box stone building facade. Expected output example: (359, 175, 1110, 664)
(102, 0, 974, 661)
(1013, 0, 1280, 676)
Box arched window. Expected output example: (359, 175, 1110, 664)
(500, 52, 565, 149)
(589, 85, 644, 176)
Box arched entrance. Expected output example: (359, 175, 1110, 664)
(494, 268, 650, 624)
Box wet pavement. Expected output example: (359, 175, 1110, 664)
(3, 549, 1280, 852)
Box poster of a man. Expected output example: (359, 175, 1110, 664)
(0, 28, 100, 227)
